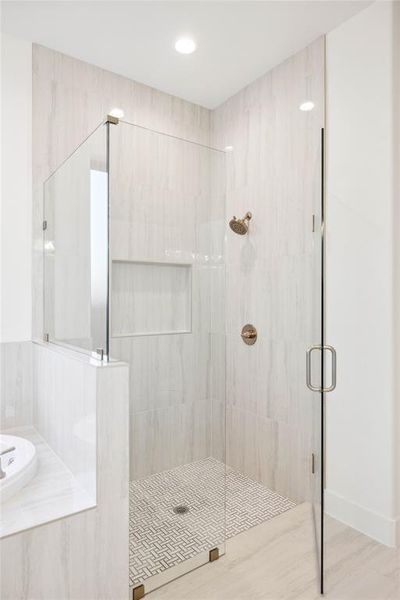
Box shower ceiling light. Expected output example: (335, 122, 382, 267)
(299, 101, 315, 112)
(224, 145, 234, 152)
(175, 37, 196, 54)
(109, 107, 125, 119)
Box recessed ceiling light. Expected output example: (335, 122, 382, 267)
(299, 101, 315, 112)
(175, 37, 196, 54)
(109, 107, 125, 119)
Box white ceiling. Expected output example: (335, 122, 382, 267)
(1, 1, 372, 108)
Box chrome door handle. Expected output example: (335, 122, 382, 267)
(306, 345, 322, 392)
(306, 345, 337, 392)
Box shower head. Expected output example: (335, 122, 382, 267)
(229, 212, 252, 235)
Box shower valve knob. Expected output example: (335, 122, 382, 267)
(241, 324, 257, 345)
(242, 330, 256, 339)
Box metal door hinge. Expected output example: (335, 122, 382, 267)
(311, 453, 316, 474)
(43, 333, 49, 342)
(106, 114, 119, 125)
(241, 323, 257, 345)
(42, 220, 47, 231)
(96, 348, 105, 361)
(312, 214, 316, 232)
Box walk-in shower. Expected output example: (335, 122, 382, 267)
(110, 120, 227, 593)
(42, 35, 325, 596)
(43, 116, 229, 594)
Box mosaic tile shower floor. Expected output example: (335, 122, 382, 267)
(129, 457, 296, 587)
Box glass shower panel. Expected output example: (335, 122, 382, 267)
(109, 122, 226, 594)
(43, 124, 109, 358)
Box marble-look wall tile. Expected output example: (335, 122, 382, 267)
(212, 37, 325, 503)
(226, 405, 312, 504)
(33, 46, 226, 484)
(130, 400, 211, 480)
(226, 405, 277, 489)
(109, 122, 212, 263)
(110, 333, 214, 479)
(210, 398, 226, 464)
(0, 341, 33, 430)
(0, 360, 129, 600)
(209, 332, 226, 463)
(111, 333, 211, 414)
(33, 343, 97, 496)
(109, 120, 226, 479)
(33, 45, 211, 340)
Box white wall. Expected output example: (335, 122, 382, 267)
(326, 0, 399, 546)
(0, 33, 32, 342)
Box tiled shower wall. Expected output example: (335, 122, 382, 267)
(109, 124, 226, 479)
(211, 37, 325, 503)
(32, 44, 211, 341)
(0, 341, 33, 430)
(32, 45, 224, 480)
(33, 38, 324, 500)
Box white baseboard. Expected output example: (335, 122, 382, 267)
(325, 489, 399, 548)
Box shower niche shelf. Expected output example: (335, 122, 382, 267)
(111, 259, 192, 338)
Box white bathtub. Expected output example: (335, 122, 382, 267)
(0, 434, 38, 503)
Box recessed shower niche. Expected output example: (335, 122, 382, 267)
(111, 259, 192, 337)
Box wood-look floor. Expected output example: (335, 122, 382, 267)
(149, 504, 399, 600)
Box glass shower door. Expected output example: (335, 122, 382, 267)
(307, 128, 335, 595)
